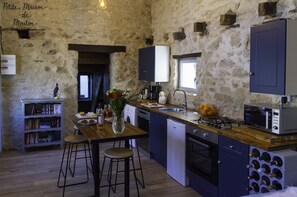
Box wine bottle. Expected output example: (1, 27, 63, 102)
(261, 187, 270, 193)
(247, 160, 260, 169)
(258, 164, 271, 174)
(247, 182, 260, 192)
(269, 156, 283, 167)
(249, 148, 260, 158)
(259, 152, 271, 162)
(248, 171, 260, 181)
(269, 169, 282, 179)
(267, 181, 282, 191)
(260, 175, 271, 186)
(97, 108, 104, 130)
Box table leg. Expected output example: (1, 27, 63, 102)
(125, 139, 130, 197)
(92, 142, 100, 197)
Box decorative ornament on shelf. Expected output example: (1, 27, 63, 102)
(53, 83, 59, 99)
(98, 0, 107, 9)
(106, 88, 134, 134)
(158, 91, 167, 105)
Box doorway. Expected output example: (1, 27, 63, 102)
(77, 55, 110, 113)
(68, 44, 126, 113)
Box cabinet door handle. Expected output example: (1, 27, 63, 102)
(218, 160, 222, 164)
(249, 72, 254, 76)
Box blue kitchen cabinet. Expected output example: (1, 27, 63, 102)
(250, 19, 297, 95)
(150, 111, 167, 168)
(138, 45, 169, 82)
(218, 135, 249, 197)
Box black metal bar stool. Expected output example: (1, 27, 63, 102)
(99, 147, 140, 197)
(113, 140, 145, 189)
(57, 134, 92, 197)
(68, 125, 93, 176)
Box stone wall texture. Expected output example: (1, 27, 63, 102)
(1, 0, 151, 150)
(151, 0, 297, 117)
(1, 0, 297, 150)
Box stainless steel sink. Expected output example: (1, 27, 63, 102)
(159, 107, 184, 113)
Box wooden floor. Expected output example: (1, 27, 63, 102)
(0, 143, 202, 197)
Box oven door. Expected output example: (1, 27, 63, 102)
(186, 133, 218, 186)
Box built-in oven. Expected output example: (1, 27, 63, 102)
(186, 125, 218, 186)
(137, 108, 150, 156)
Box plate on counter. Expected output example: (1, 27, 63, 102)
(78, 119, 97, 125)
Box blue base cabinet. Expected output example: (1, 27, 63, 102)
(218, 136, 249, 197)
(150, 112, 167, 168)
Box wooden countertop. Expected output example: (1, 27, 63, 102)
(129, 100, 297, 151)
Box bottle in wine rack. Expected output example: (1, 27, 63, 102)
(269, 156, 283, 167)
(259, 152, 271, 162)
(248, 171, 260, 181)
(247, 182, 260, 192)
(249, 148, 260, 158)
(260, 175, 271, 186)
(257, 164, 271, 174)
(261, 187, 269, 193)
(269, 169, 283, 179)
(267, 181, 282, 191)
(247, 160, 260, 170)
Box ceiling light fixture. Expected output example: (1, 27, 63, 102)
(98, 0, 107, 9)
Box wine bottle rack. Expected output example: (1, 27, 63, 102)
(248, 146, 297, 194)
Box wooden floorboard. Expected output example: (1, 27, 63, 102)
(0, 143, 202, 197)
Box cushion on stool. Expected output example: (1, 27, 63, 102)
(64, 135, 88, 144)
(104, 147, 133, 159)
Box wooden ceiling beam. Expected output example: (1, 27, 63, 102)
(68, 44, 126, 53)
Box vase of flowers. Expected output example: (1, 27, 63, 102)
(106, 88, 133, 135)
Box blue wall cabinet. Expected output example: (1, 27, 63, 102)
(250, 19, 297, 95)
(218, 136, 249, 197)
(138, 45, 169, 82)
(150, 112, 167, 168)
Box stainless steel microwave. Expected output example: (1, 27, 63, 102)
(244, 104, 297, 135)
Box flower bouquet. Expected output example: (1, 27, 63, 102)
(106, 88, 134, 134)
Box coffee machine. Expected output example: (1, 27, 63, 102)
(148, 85, 161, 101)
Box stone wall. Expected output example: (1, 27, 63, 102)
(0, 0, 151, 150)
(2, 0, 297, 150)
(151, 0, 297, 118)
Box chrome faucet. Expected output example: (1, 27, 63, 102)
(173, 89, 187, 112)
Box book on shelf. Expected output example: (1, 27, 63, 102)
(25, 132, 56, 144)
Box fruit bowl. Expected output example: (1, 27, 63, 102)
(198, 104, 217, 116)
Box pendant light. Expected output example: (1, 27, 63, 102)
(98, 0, 107, 9)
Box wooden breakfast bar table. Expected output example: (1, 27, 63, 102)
(70, 115, 148, 197)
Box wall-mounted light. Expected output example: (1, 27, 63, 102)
(98, 0, 107, 9)
(173, 28, 186, 41)
(258, 2, 277, 17)
(194, 22, 207, 36)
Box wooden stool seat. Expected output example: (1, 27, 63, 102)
(64, 135, 88, 144)
(104, 147, 133, 159)
(100, 147, 139, 196)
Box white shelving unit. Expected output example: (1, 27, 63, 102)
(21, 98, 64, 152)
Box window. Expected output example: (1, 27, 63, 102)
(178, 57, 197, 93)
(78, 73, 92, 100)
